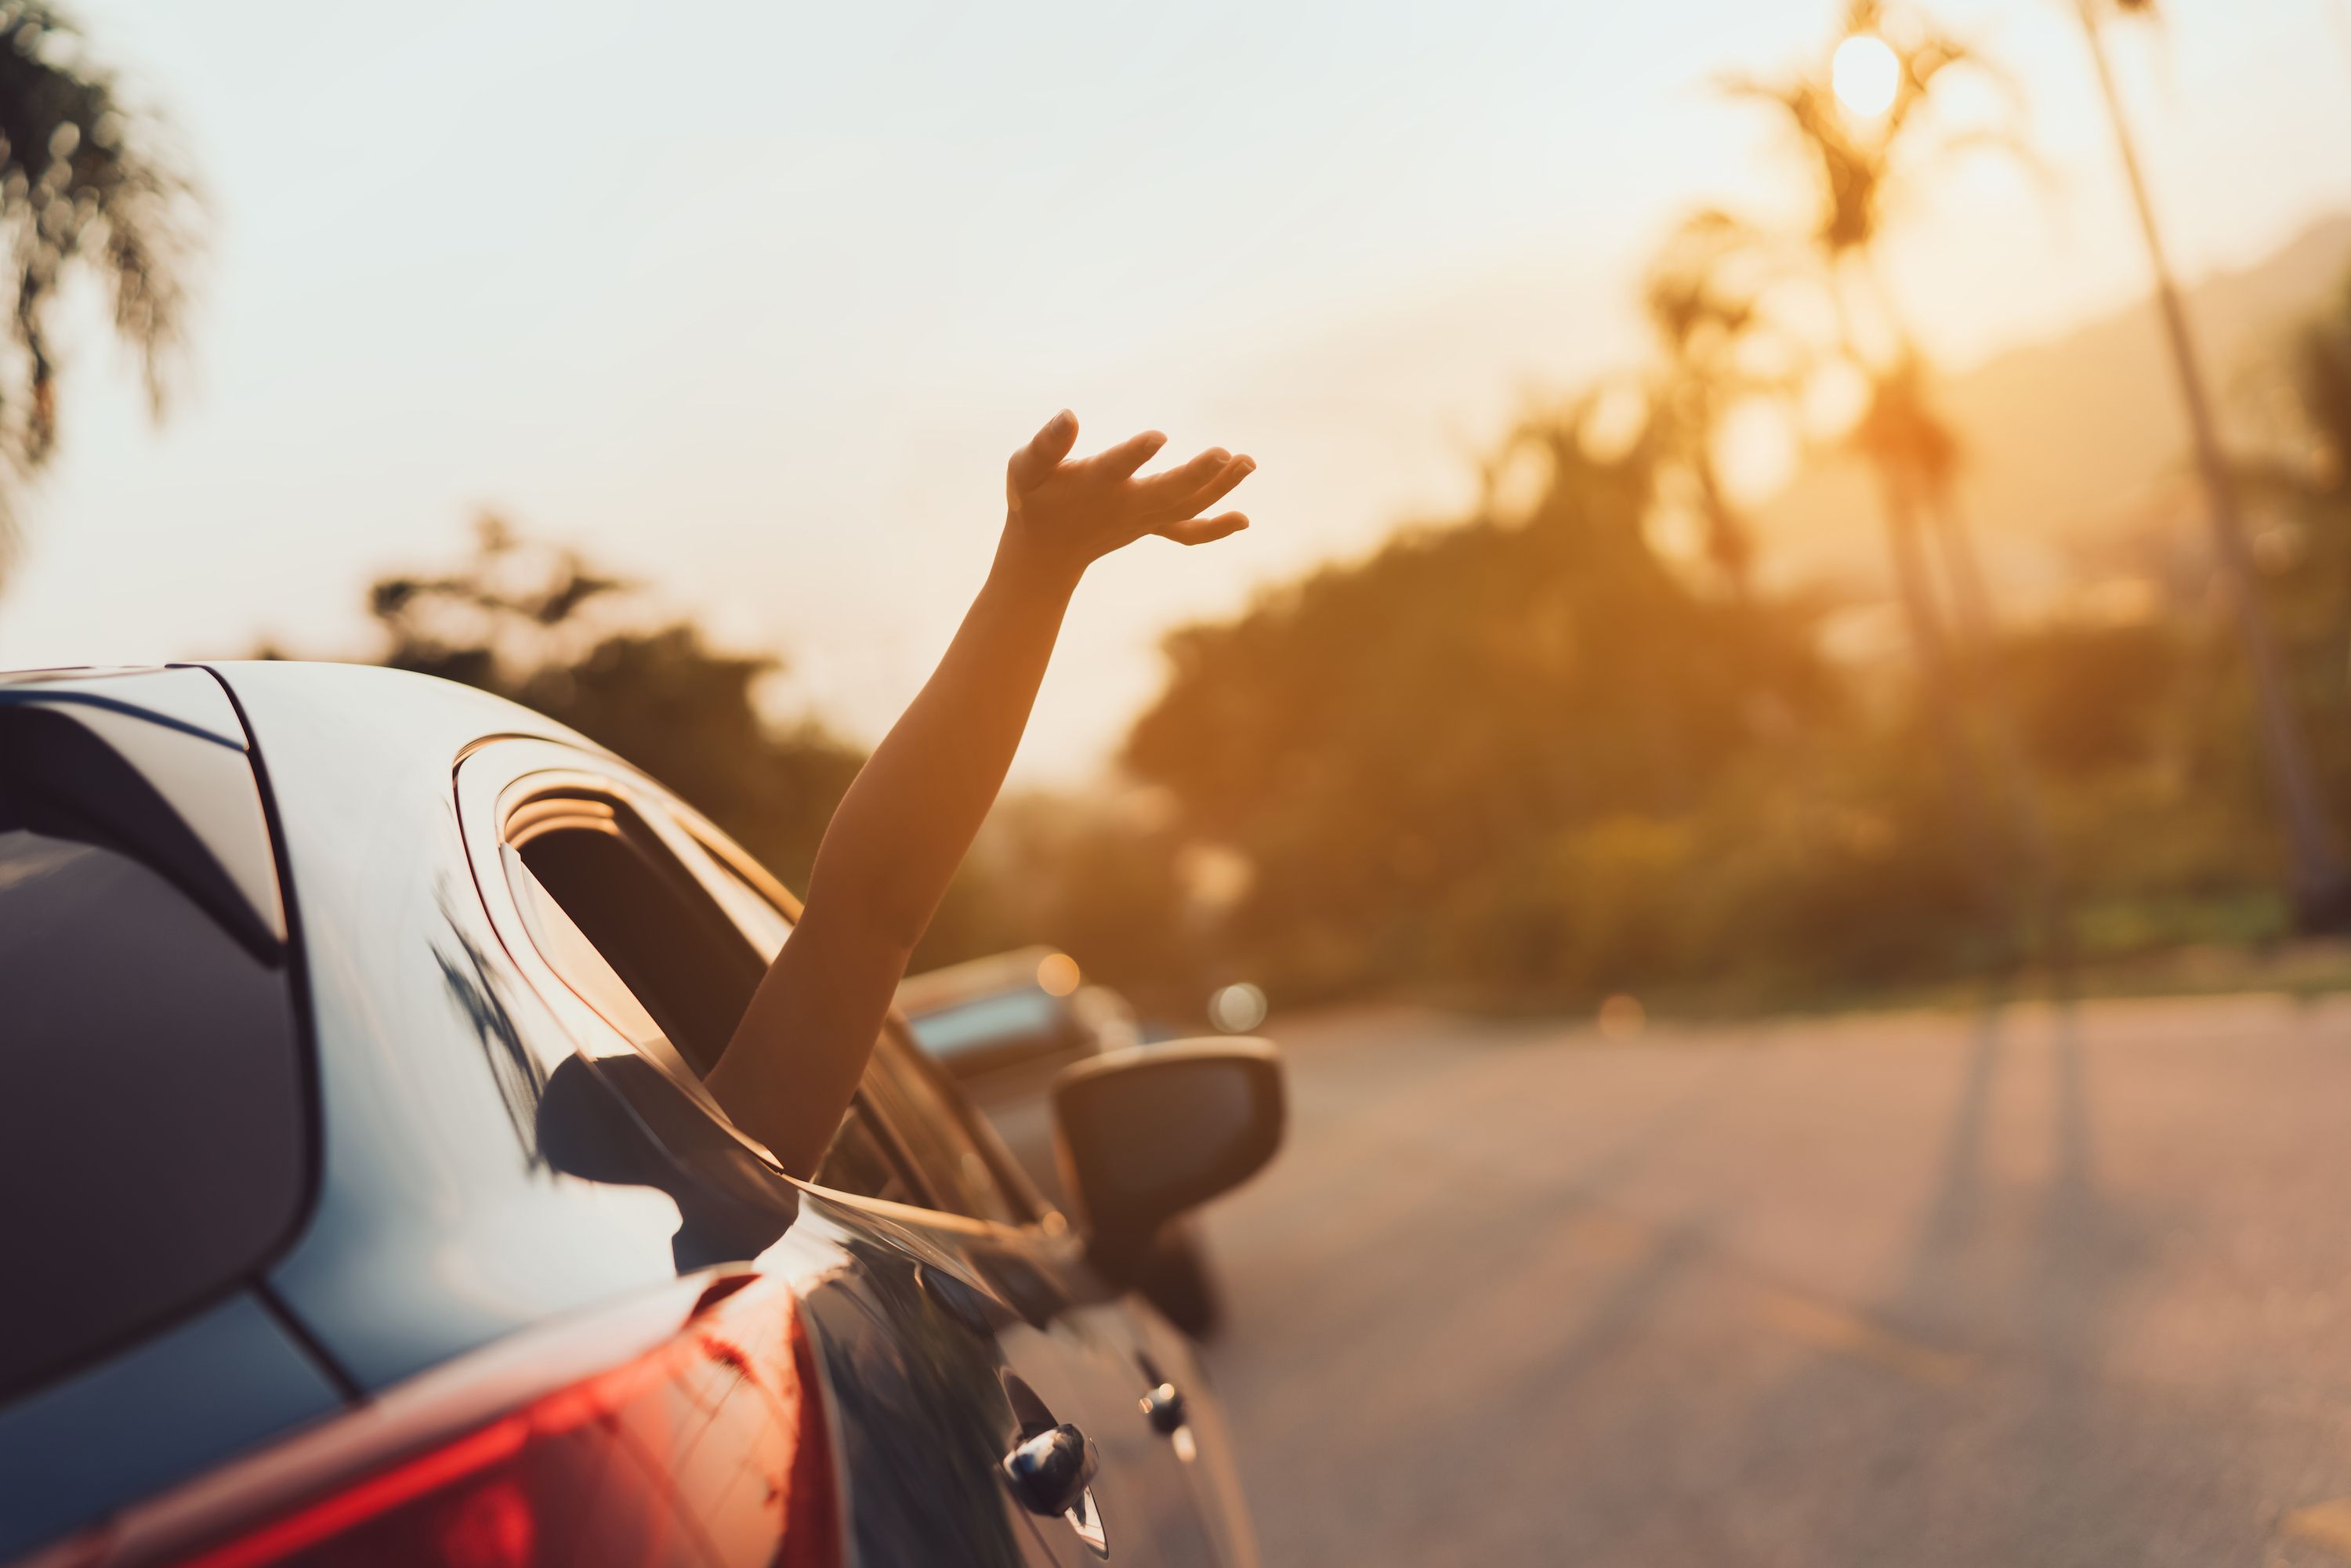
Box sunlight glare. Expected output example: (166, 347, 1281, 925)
(1832, 34, 1901, 119)
(1037, 951, 1082, 997)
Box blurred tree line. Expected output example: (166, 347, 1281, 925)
(1110, 266, 2351, 1012)
(0, 2, 197, 577)
(346, 518, 1072, 978)
(352, 258, 2351, 1022)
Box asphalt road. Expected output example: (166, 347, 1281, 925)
(1193, 994, 2351, 1566)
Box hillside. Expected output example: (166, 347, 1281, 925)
(1751, 213, 2351, 621)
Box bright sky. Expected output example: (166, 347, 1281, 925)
(6, 0, 2350, 779)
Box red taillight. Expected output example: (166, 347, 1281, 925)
(107, 1276, 839, 1568)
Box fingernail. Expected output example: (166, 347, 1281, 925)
(1052, 409, 1074, 429)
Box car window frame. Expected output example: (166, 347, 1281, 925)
(452, 737, 1044, 1233)
(661, 812, 1062, 1232)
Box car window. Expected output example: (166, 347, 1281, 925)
(857, 1027, 1027, 1226)
(0, 713, 307, 1403)
(668, 816, 1036, 1225)
(813, 1103, 921, 1207)
(506, 792, 767, 1077)
(510, 780, 1030, 1226)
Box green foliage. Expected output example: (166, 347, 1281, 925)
(1996, 621, 2183, 778)
(340, 264, 2351, 1023)
(355, 519, 1197, 998)
(1122, 410, 1897, 1005)
(1113, 273, 2351, 1012)
(368, 518, 864, 896)
(0, 2, 197, 572)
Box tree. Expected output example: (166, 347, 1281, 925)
(1723, 0, 2067, 966)
(0, 2, 197, 576)
(2068, 0, 2349, 925)
(1124, 407, 1846, 1001)
(1722, 0, 2011, 669)
(1640, 208, 1791, 603)
(366, 517, 866, 899)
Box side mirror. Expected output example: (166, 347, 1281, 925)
(1051, 1038, 1284, 1276)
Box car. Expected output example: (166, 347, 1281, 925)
(899, 952, 1226, 1338)
(1, 662, 1284, 1568)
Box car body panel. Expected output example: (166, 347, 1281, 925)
(2, 661, 1258, 1566)
(195, 663, 703, 1393)
(0, 1293, 345, 1563)
(0, 666, 249, 749)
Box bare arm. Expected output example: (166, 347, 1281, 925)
(707, 410, 1255, 1175)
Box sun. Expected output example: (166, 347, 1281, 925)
(1832, 33, 1902, 119)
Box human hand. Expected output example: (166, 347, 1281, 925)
(1001, 410, 1255, 583)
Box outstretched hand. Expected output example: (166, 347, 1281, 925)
(708, 408, 1254, 1174)
(1002, 410, 1255, 581)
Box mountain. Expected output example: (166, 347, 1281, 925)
(1750, 212, 2351, 626)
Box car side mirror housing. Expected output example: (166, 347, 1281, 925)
(1051, 1038, 1284, 1276)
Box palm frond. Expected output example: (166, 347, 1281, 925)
(0, 1, 201, 575)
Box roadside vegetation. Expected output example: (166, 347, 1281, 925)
(342, 255, 2351, 1023)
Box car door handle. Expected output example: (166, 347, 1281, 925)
(1139, 1380, 1188, 1435)
(1002, 1423, 1099, 1518)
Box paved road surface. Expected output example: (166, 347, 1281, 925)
(1194, 995, 2351, 1566)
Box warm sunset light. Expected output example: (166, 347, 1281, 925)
(1035, 951, 1082, 997)
(1833, 32, 1903, 118)
(15, 2, 2351, 1564)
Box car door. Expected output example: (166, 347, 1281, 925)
(660, 796, 1241, 1568)
(453, 738, 1230, 1566)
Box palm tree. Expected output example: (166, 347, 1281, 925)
(1724, 0, 2061, 967)
(1639, 208, 1793, 604)
(2070, 0, 2349, 927)
(1722, 0, 2023, 659)
(0, 2, 198, 578)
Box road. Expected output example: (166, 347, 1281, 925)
(1193, 994, 2351, 1566)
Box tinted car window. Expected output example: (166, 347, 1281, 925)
(513, 796, 766, 1077)
(0, 752, 306, 1402)
(858, 1028, 1026, 1226)
(814, 1105, 919, 1207)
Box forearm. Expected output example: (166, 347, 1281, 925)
(707, 537, 1076, 1172)
(705, 411, 1252, 1177)
(805, 535, 1078, 952)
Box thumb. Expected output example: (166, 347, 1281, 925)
(1007, 409, 1080, 497)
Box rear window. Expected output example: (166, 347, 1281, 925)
(0, 704, 308, 1404)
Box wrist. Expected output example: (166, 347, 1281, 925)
(991, 516, 1089, 599)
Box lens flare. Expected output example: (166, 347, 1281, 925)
(1208, 983, 1268, 1034)
(1036, 951, 1081, 997)
(1832, 34, 1901, 119)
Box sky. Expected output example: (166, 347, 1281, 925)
(6, 0, 2351, 780)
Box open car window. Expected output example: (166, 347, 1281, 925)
(504, 791, 765, 1079)
(462, 745, 1030, 1225)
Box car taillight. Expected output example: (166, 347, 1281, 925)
(77, 1276, 839, 1568)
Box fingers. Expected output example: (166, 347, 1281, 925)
(1087, 428, 1168, 481)
(1007, 409, 1080, 494)
(1157, 453, 1255, 520)
(1132, 444, 1233, 507)
(1156, 510, 1249, 546)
